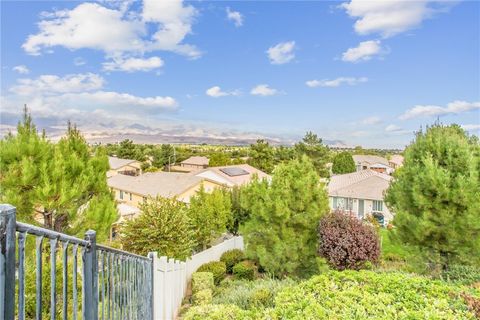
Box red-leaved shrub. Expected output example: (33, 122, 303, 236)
(318, 210, 380, 270)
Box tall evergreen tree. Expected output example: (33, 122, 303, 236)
(385, 124, 480, 269)
(294, 132, 330, 177)
(241, 156, 330, 277)
(332, 151, 356, 174)
(248, 139, 275, 173)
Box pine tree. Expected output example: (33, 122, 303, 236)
(332, 151, 356, 174)
(294, 132, 330, 177)
(241, 155, 330, 277)
(385, 124, 480, 269)
(188, 187, 232, 249)
(120, 197, 196, 259)
(248, 139, 275, 173)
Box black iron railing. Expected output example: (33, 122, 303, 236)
(0, 204, 153, 320)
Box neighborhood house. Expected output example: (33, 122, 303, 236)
(107, 156, 142, 178)
(352, 155, 392, 174)
(328, 169, 393, 225)
(389, 154, 404, 169)
(192, 164, 271, 188)
(180, 156, 209, 170)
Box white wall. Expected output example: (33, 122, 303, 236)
(150, 236, 244, 320)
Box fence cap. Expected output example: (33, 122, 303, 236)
(0, 204, 16, 215)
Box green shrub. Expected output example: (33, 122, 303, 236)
(183, 304, 255, 320)
(192, 289, 213, 305)
(213, 278, 296, 310)
(233, 261, 255, 280)
(442, 265, 480, 285)
(197, 261, 227, 285)
(270, 270, 479, 319)
(220, 249, 245, 273)
(192, 272, 214, 294)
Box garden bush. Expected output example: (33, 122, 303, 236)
(192, 289, 213, 305)
(318, 210, 380, 270)
(213, 278, 296, 310)
(442, 264, 480, 285)
(233, 261, 256, 280)
(197, 261, 227, 285)
(192, 272, 214, 294)
(183, 304, 255, 320)
(269, 270, 479, 319)
(220, 249, 245, 273)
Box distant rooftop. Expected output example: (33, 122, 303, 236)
(328, 169, 392, 201)
(181, 156, 209, 166)
(108, 156, 138, 169)
(352, 155, 389, 166)
(193, 164, 270, 187)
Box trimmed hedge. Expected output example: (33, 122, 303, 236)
(183, 304, 256, 320)
(197, 261, 227, 285)
(233, 261, 256, 280)
(220, 249, 245, 273)
(192, 272, 214, 294)
(270, 270, 479, 319)
(192, 289, 213, 305)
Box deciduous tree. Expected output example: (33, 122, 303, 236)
(332, 151, 356, 174)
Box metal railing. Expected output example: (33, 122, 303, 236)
(0, 204, 153, 320)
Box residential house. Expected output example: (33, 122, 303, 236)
(328, 169, 393, 225)
(192, 164, 270, 188)
(107, 156, 142, 178)
(180, 156, 209, 170)
(389, 155, 404, 169)
(352, 155, 392, 174)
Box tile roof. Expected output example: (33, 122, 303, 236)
(180, 156, 209, 166)
(328, 169, 392, 201)
(108, 156, 138, 169)
(352, 155, 390, 167)
(389, 155, 404, 166)
(193, 164, 270, 187)
(108, 172, 204, 198)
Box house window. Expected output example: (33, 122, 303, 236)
(119, 190, 124, 200)
(373, 200, 383, 212)
(346, 198, 353, 211)
(332, 197, 338, 209)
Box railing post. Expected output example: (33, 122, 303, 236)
(0, 204, 16, 320)
(83, 230, 98, 320)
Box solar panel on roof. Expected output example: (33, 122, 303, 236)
(220, 167, 249, 177)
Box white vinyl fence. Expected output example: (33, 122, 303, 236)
(150, 236, 244, 320)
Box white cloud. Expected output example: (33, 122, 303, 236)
(267, 41, 296, 65)
(206, 86, 240, 98)
(74, 57, 86, 66)
(22, 0, 200, 60)
(306, 77, 368, 88)
(103, 56, 164, 72)
(226, 7, 243, 27)
(462, 124, 480, 132)
(400, 100, 480, 120)
(10, 73, 105, 95)
(361, 116, 382, 125)
(342, 40, 385, 62)
(341, 0, 453, 38)
(250, 84, 279, 96)
(13, 65, 30, 74)
(385, 124, 402, 132)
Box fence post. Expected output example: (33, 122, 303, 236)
(148, 252, 158, 320)
(83, 230, 98, 320)
(0, 204, 16, 320)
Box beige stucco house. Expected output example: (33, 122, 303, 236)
(180, 156, 209, 169)
(352, 155, 393, 174)
(107, 156, 142, 178)
(389, 155, 404, 169)
(328, 169, 393, 225)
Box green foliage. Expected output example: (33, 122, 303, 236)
(209, 152, 231, 166)
(385, 124, 480, 268)
(183, 304, 255, 320)
(441, 265, 480, 285)
(197, 261, 227, 285)
(294, 132, 330, 178)
(213, 278, 296, 310)
(193, 289, 213, 305)
(120, 197, 195, 259)
(331, 151, 356, 174)
(188, 187, 232, 249)
(228, 186, 249, 235)
(233, 261, 256, 280)
(0, 109, 117, 240)
(269, 270, 479, 319)
(247, 139, 275, 173)
(151, 144, 174, 168)
(192, 272, 215, 294)
(221, 249, 246, 273)
(116, 139, 145, 161)
(241, 156, 330, 278)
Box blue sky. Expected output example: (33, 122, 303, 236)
(1, 0, 479, 148)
